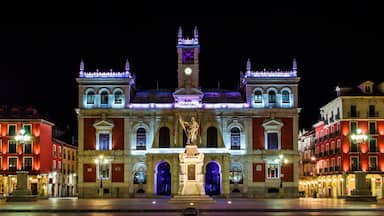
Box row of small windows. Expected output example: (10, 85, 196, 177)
(86, 89, 124, 105)
(254, 89, 290, 104)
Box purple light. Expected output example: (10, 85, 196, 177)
(245, 70, 297, 78)
(81, 71, 131, 78)
(128, 103, 249, 109)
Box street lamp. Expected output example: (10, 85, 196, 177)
(94, 155, 106, 196)
(15, 128, 31, 170)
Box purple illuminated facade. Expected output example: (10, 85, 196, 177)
(76, 27, 300, 198)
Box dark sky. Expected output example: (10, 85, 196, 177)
(0, 3, 383, 137)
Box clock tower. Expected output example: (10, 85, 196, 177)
(177, 26, 200, 88)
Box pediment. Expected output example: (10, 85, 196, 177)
(262, 119, 284, 130)
(93, 120, 115, 130)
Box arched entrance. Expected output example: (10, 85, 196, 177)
(205, 161, 221, 196)
(156, 161, 171, 195)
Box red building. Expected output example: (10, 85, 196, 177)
(0, 106, 74, 197)
(313, 81, 384, 198)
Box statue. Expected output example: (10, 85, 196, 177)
(179, 115, 199, 145)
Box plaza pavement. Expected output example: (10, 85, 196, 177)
(1, 197, 384, 214)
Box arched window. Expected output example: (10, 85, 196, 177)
(230, 163, 243, 184)
(282, 90, 290, 103)
(87, 91, 95, 104)
(114, 90, 123, 104)
(254, 90, 262, 103)
(207, 127, 217, 148)
(159, 127, 170, 148)
(230, 127, 240, 150)
(136, 128, 146, 150)
(268, 91, 276, 104)
(100, 91, 109, 104)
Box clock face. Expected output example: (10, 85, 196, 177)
(184, 67, 192, 76)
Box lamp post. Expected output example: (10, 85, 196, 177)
(6, 128, 36, 201)
(275, 154, 289, 198)
(94, 155, 106, 197)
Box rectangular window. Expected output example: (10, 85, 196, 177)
(350, 157, 359, 171)
(350, 122, 357, 134)
(350, 105, 357, 117)
(369, 122, 376, 134)
(24, 157, 32, 171)
(8, 158, 17, 171)
(0, 140, 2, 153)
(58, 161, 62, 171)
(369, 105, 376, 117)
(267, 133, 278, 150)
(331, 158, 335, 171)
(8, 124, 16, 136)
(23, 124, 32, 135)
(24, 141, 32, 153)
(337, 157, 341, 171)
(369, 138, 377, 152)
(52, 160, 56, 170)
(266, 163, 279, 179)
(369, 157, 377, 171)
(98, 163, 110, 180)
(58, 146, 61, 157)
(53, 145, 56, 157)
(8, 140, 16, 153)
(99, 133, 110, 150)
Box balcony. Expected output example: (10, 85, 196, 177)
(347, 111, 360, 118)
(335, 166, 341, 171)
(368, 166, 378, 171)
(367, 111, 379, 118)
(350, 166, 361, 171)
(369, 147, 378, 152)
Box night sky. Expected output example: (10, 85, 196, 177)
(0, 3, 382, 140)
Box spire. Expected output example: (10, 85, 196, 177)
(80, 59, 84, 71)
(246, 58, 251, 72)
(292, 58, 297, 72)
(194, 26, 199, 38)
(178, 26, 183, 39)
(125, 58, 130, 72)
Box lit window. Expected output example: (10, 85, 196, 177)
(8, 125, 16, 136)
(134, 164, 146, 184)
(136, 128, 146, 150)
(268, 91, 276, 104)
(254, 90, 263, 103)
(266, 163, 279, 179)
(24, 157, 32, 171)
(24, 141, 32, 153)
(114, 91, 123, 104)
(98, 163, 110, 180)
(230, 163, 243, 184)
(100, 91, 109, 104)
(98, 133, 110, 150)
(230, 127, 240, 150)
(23, 125, 31, 135)
(87, 91, 95, 104)
(282, 90, 290, 103)
(8, 158, 17, 171)
(267, 132, 278, 150)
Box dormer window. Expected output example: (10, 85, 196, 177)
(365, 86, 372, 94)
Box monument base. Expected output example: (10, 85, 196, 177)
(345, 172, 377, 202)
(168, 195, 216, 204)
(6, 171, 37, 202)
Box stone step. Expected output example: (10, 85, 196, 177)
(168, 195, 216, 204)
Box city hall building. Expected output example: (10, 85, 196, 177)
(76, 27, 300, 198)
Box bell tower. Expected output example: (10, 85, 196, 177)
(177, 26, 200, 89)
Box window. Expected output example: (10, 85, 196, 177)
(100, 91, 109, 105)
(230, 127, 241, 150)
(58, 146, 62, 157)
(350, 105, 357, 117)
(8, 158, 17, 171)
(350, 122, 357, 134)
(369, 157, 377, 171)
(53, 145, 57, 157)
(268, 91, 276, 104)
(8, 124, 16, 136)
(23, 124, 31, 135)
(98, 133, 110, 150)
(136, 128, 146, 150)
(114, 91, 123, 104)
(58, 161, 62, 171)
(282, 90, 290, 103)
(369, 105, 376, 117)
(52, 160, 56, 170)
(337, 157, 341, 170)
(331, 141, 335, 153)
(24, 141, 32, 153)
(336, 139, 341, 152)
(365, 85, 372, 94)
(8, 140, 16, 153)
(350, 157, 359, 171)
(182, 48, 194, 64)
(0, 140, 2, 153)
(230, 163, 243, 184)
(254, 90, 262, 103)
(207, 127, 218, 148)
(266, 163, 279, 179)
(63, 149, 66, 159)
(87, 91, 95, 104)
(267, 133, 278, 150)
(24, 157, 32, 171)
(133, 164, 146, 184)
(369, 122, 376, 134)
(159, 127, 170, 148)
(98, 163, 110, 180)
(331, 158, 335, 171)
(369, 138, 377, 152)
(326, 143, 329, 154)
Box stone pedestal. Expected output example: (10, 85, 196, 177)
(6, 171, 37, 202)
(169, 145, 215, 204)
(345, 172, 377, 202)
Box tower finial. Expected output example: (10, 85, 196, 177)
(292, 58, 297, 71)
(178, 26, 183, 39)
(125, 58, 130, 72)
(246, 58, 251, 72)
(194, 26, 198, 38)
(80, 59, 84, 71)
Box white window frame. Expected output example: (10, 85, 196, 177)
(369, 156, 378, 170)
(22, 124, 32, 135)
(8, 140, 17, 153)
(8, 156, 18, 170)
(23, 140, 33, 154)
(369, 138, 377, 152)
(23, 156, 33, 170)
(337, 139, 341, 149)
(262, 119, 283, 150)
(266, 163, 280, 179)
(93, 120, 114, 151)
(53, 144, 57, 157)
(97, 162, 111, 180)
(52, 159, 56, 170)
(96, 131, 112, 150)
(350, 156, 359, 170)
(7, 124, 16, 136)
